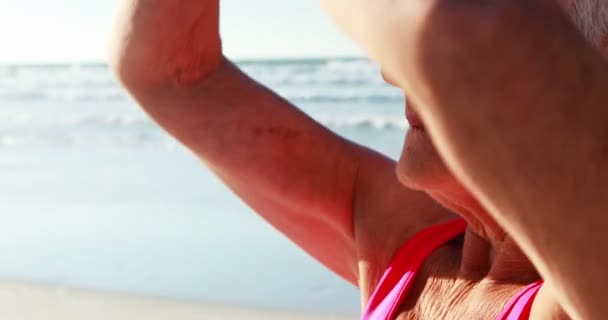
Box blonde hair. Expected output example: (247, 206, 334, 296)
(568, 0, 608, 47)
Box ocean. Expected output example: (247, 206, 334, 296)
(0, 58, 406, 316)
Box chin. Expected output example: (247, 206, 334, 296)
(397, 127, 506, 239)
(396, 128, 453, 192)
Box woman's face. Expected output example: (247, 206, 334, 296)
(396, 98, 505, 239)
(378, 72, 457, 193)
(380, 69, 458, 194)
(394, 0, 608, 196)
(389, 0, 608, 241)
(396, 100, 453, 192)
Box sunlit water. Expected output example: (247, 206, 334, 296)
(0, 58, 407, 315)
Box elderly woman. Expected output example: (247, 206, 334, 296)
(110, 0, 608, 319)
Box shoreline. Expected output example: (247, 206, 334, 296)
(0, 280, 356, 320)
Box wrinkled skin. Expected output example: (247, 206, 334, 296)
(111, 0, 608, 318)
(323, 0, 608, 318)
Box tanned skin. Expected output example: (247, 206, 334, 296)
(109, 0, 454, 307)
(111, 0, 607, 318)
(323, 0, 608, 318)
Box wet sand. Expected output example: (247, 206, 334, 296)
(0, 281, 355, 320)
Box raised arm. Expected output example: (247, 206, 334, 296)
(323, 0, 608, 317)
(109, 0, 454, 288)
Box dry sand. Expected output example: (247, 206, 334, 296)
(0, 281, 356, 320)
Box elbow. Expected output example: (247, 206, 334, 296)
(107, 33, 154, 95)
(108, 45, 226, 101)
(107, 34, 224, 96)
(107, 1, 224, 93)
(107, 37, 169, 95)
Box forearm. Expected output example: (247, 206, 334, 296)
(326, 0, 608, 317)
(320, 0, 418, 89)
(438, 64, 608, 319)
(407, 3, 608, 319)
(436, 68, 608, 319)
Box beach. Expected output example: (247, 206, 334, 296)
(0, 59, 403, 317)
(0, 281, 353, 320)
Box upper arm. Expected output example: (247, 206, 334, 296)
(121, 59, 453, 286)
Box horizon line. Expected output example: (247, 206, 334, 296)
(0, 54, 368, 67)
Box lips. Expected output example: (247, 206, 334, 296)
(405, 99, 425, 130)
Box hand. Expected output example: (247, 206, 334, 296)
(109, 0, 222, 88)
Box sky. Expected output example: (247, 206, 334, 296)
(0, 0, 363, 63)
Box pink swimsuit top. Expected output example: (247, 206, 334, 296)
(362, 219, 544, 320)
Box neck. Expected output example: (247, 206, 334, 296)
(460, 227, 540, 284)
(430, 189, 540, 283)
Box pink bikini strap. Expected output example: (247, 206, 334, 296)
(496, 280, 544, 320)
(361, 219, 467, 320)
